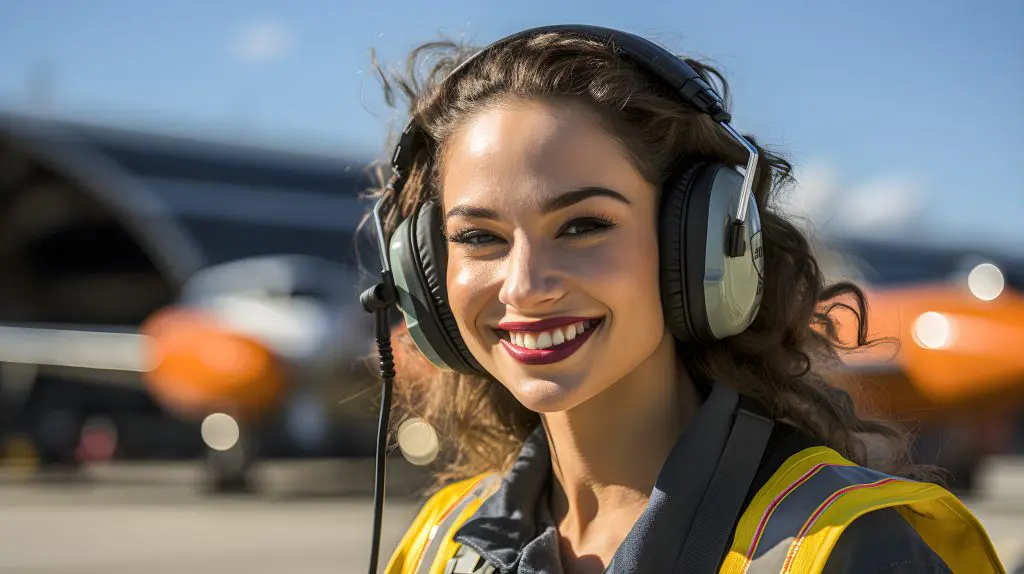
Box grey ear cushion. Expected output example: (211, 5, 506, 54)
(412, 202, 485, 374)
(659, 162, 715, 343)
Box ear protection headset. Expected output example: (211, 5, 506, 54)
(370, 24, 765, 376)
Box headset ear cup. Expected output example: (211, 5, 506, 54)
(659, 163, 703, 343)
(700, 168, 764, 339)
(412, 202, 485, 375)
(664, 163, 762, 342)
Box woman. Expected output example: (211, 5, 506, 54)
(364, 25, 1003, 574)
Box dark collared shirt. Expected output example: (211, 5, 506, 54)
(452, 387, 951, 573)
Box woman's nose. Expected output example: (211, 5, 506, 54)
(497, 240, 566, 311)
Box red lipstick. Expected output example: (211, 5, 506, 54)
(497, 318, 603, 366)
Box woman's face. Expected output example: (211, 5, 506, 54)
(441, 98, 671, 413)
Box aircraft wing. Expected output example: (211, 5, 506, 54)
(0, 322, 149, 387)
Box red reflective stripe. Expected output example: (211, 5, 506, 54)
(780, 477, 898, 573)
(743, 463, 831, 565)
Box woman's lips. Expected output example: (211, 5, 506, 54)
(497, 318, 603, 366)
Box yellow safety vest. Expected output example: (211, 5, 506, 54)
(385, 446, 1005, 574)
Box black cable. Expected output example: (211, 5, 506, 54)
(361, 277, 397, 574)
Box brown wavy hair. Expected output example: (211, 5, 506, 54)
(359, 29, 929, 486)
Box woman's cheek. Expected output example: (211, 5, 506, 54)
(447, 257, 498, 339)
(570, 235, 663, 330)
(567, 237, 654, 286)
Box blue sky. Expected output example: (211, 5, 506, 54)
(2, 0, 1022, 252)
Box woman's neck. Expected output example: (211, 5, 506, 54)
(543, 331, 702, 570)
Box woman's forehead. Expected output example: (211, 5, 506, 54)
(439, 100, 644, 211)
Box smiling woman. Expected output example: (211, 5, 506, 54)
(439, 99, 669, 414)
(361, 25, 1003, 574)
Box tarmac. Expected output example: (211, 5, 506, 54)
(1, 456, 1022, 573)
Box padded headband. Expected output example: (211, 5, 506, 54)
(390, 24, 731, 182)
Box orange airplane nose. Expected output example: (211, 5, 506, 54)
(140, 306, 287, 422)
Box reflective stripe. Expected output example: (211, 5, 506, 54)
(741, 463, 899, 573)
(385, 474, 496, 574)
(721, 447, 842, 573)
(778, 475, 897, 573)
(416, 474, 500, 574)
(784, 479, 1004, 574)
(742, 461, 830, 567)
(720, 446, 1005, 574)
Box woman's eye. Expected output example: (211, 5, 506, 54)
(449, 230, 501, 247)
(560, 218, 614, 239)
(448, 217, 614, 248)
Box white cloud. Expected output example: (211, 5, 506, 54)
(780, 162, 926, 240)
(231, 20, 292, 63)
(838, 174, 925, 235)
(778, 163, 841, 229)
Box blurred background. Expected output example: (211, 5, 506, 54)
(1, 1, 1022, 572)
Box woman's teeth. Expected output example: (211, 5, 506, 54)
(508, 320, 599, 350)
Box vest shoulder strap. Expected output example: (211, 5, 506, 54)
(385, 472, 501, 574)
(718, 446, 1005, 574)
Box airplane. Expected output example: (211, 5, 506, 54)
(0, 110, 382, 490)
(817, 237, 1024, 492)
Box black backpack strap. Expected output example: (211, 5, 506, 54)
(675, 397, 774, 573)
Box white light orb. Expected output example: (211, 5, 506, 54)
(201, 413, 240, 451)
(397, 417, 439, 466)
(912, 312, 955, 350)
(967, 263, 1005, 301)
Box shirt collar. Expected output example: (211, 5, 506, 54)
(453, 424, 556, 573)
(453, 383, 741, 574)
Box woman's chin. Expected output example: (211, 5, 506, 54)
(503, 375, 590, 413)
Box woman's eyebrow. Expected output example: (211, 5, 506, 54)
(445, 205, 499, 224)
(540, 186, 630, 214)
